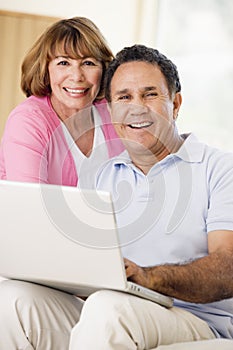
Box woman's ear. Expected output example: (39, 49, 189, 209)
(173, 92, 182, 120)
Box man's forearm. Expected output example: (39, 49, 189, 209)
(143, 250, 233, 303)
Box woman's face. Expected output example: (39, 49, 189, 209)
(48, 52, 103, 121)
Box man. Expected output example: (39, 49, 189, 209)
(1, 45, 233, 350)
(70, 45, 233, 349)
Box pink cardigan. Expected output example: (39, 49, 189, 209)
(0, 96, 124, 186)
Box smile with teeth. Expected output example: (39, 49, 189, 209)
(64, 87, 88, 94)
(127, 121, 153, 129)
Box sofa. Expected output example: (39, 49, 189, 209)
(152, 339, 233, 349)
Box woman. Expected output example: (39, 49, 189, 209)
(0, 16, 124, 349)
(0, 16, 124, 185)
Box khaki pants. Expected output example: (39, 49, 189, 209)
(0, 280, 225, 350)
(70, 290, 216, 349)
(0, 280, 83, 350)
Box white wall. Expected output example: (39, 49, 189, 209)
(0, 0, 159, 54)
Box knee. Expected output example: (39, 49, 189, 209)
(0, 279, 49, 331)
(0, 279, 38, 305)
(70, 291, 129, 348)
(80, 290, 135, 325)
(84, 290, 125, 313)
(71, 291, 147, 348)
(0, 279, 69, 319)
(0, 279, 52, 306)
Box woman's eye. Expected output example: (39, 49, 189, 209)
(57, 60, 69, 66)
(83, 60, 96, 66)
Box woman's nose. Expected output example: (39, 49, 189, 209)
(70, 65, 84, 81)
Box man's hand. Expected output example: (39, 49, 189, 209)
(123, 230, 233, 303)
(124, 258, 154, 290)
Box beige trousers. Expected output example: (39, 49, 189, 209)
(0, 280, 224, 350)
(70, 290, 216, 349)
(0, 280, 83, 350)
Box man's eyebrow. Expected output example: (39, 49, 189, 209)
(114, 88, 129, 95)
(143, 86, 158, 91)
(113, 86, 158, 95)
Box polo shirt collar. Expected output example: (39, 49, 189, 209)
(173, 133, 205, 163)
(113, 133, 205, 167)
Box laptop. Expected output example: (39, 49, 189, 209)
(0, 180, 173, 308)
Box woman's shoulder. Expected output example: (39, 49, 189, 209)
(11, 95, 51, 115)
(2, 95, 60, 141)
(7, 95, 59, 127)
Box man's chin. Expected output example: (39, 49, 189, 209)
(122, 139, 153, 155)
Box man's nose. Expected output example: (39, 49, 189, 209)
(129, 97, 147, 115)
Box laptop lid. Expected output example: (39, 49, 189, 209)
(0, 180, 173, 307)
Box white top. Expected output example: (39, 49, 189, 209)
(61, 105, 109, 187)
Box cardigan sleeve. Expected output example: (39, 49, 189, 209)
(0, 110, 50, 183)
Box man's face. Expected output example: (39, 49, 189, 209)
(109, 61, 181, 156)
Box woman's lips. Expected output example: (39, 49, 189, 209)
(64, 87, 88, 94)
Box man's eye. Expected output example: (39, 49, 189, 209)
(145, 92, 158, 98)
(118, 95, 130, 101)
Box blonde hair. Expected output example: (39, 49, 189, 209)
(21, 17, 114, 99)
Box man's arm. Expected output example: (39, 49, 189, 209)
(125, 230, 233, 303)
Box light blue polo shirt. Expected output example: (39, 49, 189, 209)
(95, 133, 233, 338)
